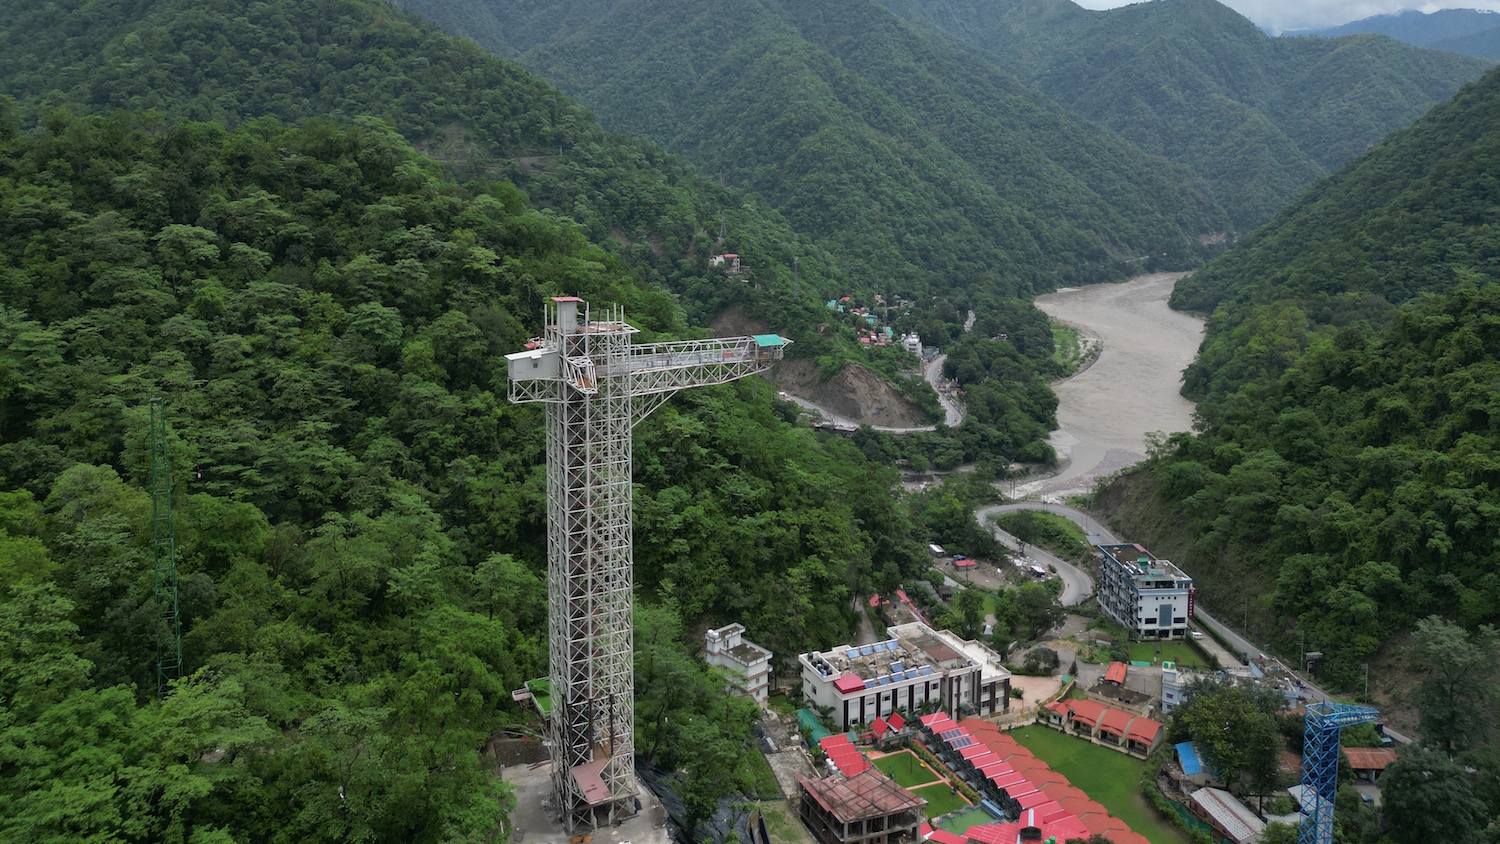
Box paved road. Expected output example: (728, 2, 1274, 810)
(974, 502, 1100, 606)
(925, 353, 964, 427)
(983, 502, 1417, 741)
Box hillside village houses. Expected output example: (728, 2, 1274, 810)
(800, 622, 1011, 732)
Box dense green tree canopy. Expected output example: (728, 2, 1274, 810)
(397, 0, 1229, 295)
(1109, 66, 1500, 693)
(0, 104, 940, 838)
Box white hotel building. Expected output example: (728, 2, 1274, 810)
(799, 622, 1010, 732)
(1097, 543, 1195, 640)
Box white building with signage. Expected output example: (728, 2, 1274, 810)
(798, 622, 1010, 732)
(706, 623, 772, 705)
(1097, 543, 1194, 640)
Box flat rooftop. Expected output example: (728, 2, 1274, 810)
(1099, 543, 1191, 585)
(802, 622, 1010, 690)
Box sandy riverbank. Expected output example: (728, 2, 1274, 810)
(1018, 272, 1204, 500)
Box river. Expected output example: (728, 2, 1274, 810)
(1016, 272, 1204, 501)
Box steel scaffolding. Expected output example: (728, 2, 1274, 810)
(506, 297, 788, 831)
(1299, 702, 1379, 844)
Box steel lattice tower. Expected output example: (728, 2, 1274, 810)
(149, 397, 183, 698)
(1299, 702, 1379, 844)
(506, 297, 787, 831)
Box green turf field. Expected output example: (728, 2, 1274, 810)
(1128, 641, 1210, 669)
(1011, 728, 1188, 844)
(912, 782, 968, 817)
(937, 806, 994, 834)
(872, 751, 942, 788)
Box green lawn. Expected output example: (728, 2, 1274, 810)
(1011, 728, 1188, 844)
(1128, 641, 1209, 669)
(759, 800, 817, 844)
(912, 782, 968, 817)
(746, 749, 783, 798)
(937, 806, 994, 834)
(872, 751, 942, 788)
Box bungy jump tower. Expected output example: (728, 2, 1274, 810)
(506, 297, 788, 831)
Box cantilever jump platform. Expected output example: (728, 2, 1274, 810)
(506, 297, 788, 831)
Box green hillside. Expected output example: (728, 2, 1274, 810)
(0, 0, 967, 837)
(875, 0, 1492, 232)
(1106, 65, 1500, 691)
(396, 0, 1231, 292)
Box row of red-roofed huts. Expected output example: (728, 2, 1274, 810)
(1040, 698, 1165, 757)
(814, 711, 915, 778)
(817, 733, 871, 776)
(915, 713, 1152, 844)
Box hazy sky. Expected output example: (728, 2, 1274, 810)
(1071, 0, 1500, 34)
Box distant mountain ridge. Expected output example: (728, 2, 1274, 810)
(1294, 9, 1496, 42)
(1290, 8, 1500, 61)
(873, 0, 1493, 231)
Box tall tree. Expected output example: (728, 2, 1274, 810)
(1410, 616, 1500, 754)
(1381, 747, 1490, 844)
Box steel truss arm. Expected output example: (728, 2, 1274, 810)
(1299, 703, 1380, 844)
(622, 337, 781, 396)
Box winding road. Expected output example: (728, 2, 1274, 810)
(975, 501, 1416, 738)
(974, 502, 1105, 607)
(785, 353, 963, 432)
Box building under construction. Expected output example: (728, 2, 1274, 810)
(506, 297, 787, 831)
(796, 768, 925, 844)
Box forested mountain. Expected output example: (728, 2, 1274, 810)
(396, 0, 1231, 292)
(1104, 64, 1500, 693)
(0, 0, 1107, 463)
(1294, 8, 1500, 61)
(0, 0, 980, 837)
(873, 0, 1492, 231)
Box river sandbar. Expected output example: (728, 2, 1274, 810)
(1021, 272, 1203, 500)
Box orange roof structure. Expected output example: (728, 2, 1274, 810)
(1125, 715, 1163, 744)
(1098, 707, 1133, 736)
(1027, 768, 1067, 787)
(1104, 662, 1128, 684)
(1082, 814, 1130, 836)
(929, 716, 1158, 844)
(1344, 747, 1397, 771)
(1040, 781, 1087, 803)
(1063, 698, 1107, 727)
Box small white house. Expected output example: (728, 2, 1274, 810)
(706, 623, 772, 706)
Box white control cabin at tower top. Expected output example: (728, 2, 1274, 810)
(505, 296, 788, 832)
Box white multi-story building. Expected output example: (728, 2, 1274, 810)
(1097, 543, 1195, 640)
(799, 622, 1010, 732)
(705, 623, 772, 705)
(901, 332, 922, 356)
(1160, 663, 1199, 715)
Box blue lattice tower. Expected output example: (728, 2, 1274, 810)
(1299, 702, 1379, 844)
(149, 397, 182, 698)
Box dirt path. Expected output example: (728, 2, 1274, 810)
(1017, 273, 1203, 500)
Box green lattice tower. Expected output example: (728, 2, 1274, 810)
(150, 397, 182, 698)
